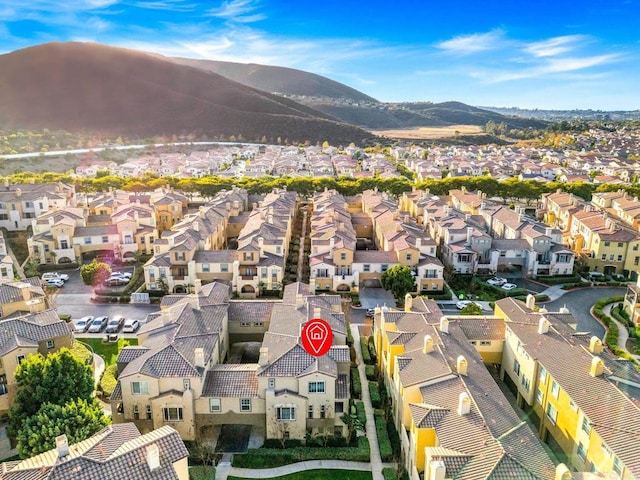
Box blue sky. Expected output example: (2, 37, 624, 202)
(2, 0, 639, 109)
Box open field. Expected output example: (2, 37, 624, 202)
(370, 124, 483, 139)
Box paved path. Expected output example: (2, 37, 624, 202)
(602, 303, 640, 361)
(296, 207, 308, 282)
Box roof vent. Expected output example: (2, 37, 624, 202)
(423, 335, 433, 354)
(259, 347, 269, 367)
(525, 294, 535, 310)
(457, 391, 471, 416)
(146, 443, 160, 472)
(404, 293, 413, 312)
(194, 348, 205, 369)
(590, 356, 604, 377)
(538, 316, 550, 335)
(56, 435, 69, 458)
(428, 459, 446, 480)
(559, 305, 570, 314)
(589, 336, 603, 354)
(456, 355, 468, 376)
(439, 316, 449, 334)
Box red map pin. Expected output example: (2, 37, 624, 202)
(301, 318, 333, 357)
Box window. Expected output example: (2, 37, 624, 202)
(210, 398, 221, 412)
(340, 253, 346, 261)
(569, 399, 578, 412)
(604, 241, 610, 247)
(240, 398, 251, 412)
(183, 379, 191, 391)
(0, 215, 7, 221)
(24, 202, 33, 208)
(539, 366, 547, 383)
(308, 405, 313, 419)
(276, 246, 281, 254)
(176, 251, 185, 261)
(513, 359, 521, 377)
(202, 263, 210, 272)
(320, 405, 326, 419)
(618, 242, 624, 247)
(613, 457, 623, 476)
(102, 235, 109, 243)
(276, 406, 296, 421)
(163, 407, 183, 422)
(160, 268, 166, 278)
(335, 402, 344, 413)
(546, 403, 558, 424)
(131, 381, 149, 395)
(635, 244, 639, 251)
(146, 405, 152, 419)
(262, 268, 267, 279)
(133, 405, 139, 420)
(536, 388, 543, 404)
(84, 237, 91, 245)
(46, 340, 54, 349)
(60, 240, 68, 249)
(601, 254, 607, 261)
(16, 354, 25, 365)
(582, 417, 591, 435)
(551, 380, 559, 399)
(308, 381, 325, 393)
(617, 255, 623, 262)
(0, 374, 7, 395)
(479, 340, 491, 346)
(577, 442, 587, 461)
(406, 253, 412, 261)
(268, 378, 275, 389)
(521, 374, 530, 391)
(221, 264, 229, 272)
(363, 264, 370, 272)
(381, 264, 388, 272)
(602, 441, 612, 457)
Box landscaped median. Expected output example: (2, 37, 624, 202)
(591, 296, 634, 360)
(228, 469, 373, 480)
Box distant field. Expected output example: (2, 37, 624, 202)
(371, 124, 483, 139)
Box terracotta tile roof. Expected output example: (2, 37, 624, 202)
(202, 364, 259, 397)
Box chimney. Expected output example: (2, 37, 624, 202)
(415, 237, 422, 249)
(404, 215, 410, 223)
(192, 221, 199, 232)
(590, 356, 604, 377)
(555, 464, 572, 480)
(422, 335, 433, 354)
(457, 391, 471, 415)
(538, 316, 550, 334)
(525, 294, 535, 310)
(403, 294, 413, 312)
(480, 201, 486, 211)
(194, 347, 205, 368)
(48, 216, 54, 226)
(56, 434, 69, 458)
(194, 279, 202, 295)
(199, 206, 206, 219)
(146, 443, 160, 472)
(428, 460, 446, 480)
(466, 227, 473, 246)
(15, 188, 21, 197)
(258, 237, 264, 253)
(439, 317, 449, 334)
(313, 306, 321, 319)
(589, 336, 603, 354)
(259, 347, 269, 366)
(267, 213, 273, 224)
(545, 227, 552, 237)
(456, 355, 468, 376)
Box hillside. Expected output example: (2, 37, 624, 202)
(170, 57, 378, 103)
(0, 42, 374, 144)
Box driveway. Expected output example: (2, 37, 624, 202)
(543, 286, 627, 339)
(359, 287, 396, 309)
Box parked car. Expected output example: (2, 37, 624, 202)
(501, 283, 518, 291)
(88, 316, 109, 333)
(486, 276, 507, 286)
(123, 318, 140, 333)
(111, 271, 132, 279)
(365, 308, 375, 317)
(456, 300, 484, 310)
(44, 278, 65, 288)
(74, 316, 94, 333)
(105, 315, 125, 333)
(105, 277, 128, 287)
(42, 272, 70, 282)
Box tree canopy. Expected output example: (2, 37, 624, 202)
(80, 259, 112, 286)
(460, 303, 484, 316)
(381, 265, 415, 301)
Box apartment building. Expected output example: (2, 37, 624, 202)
(143, 187, 249, 294)
(0, 231, 14, 283)
(0, 278, 49, 318)
(0, 182, 75, 231)
(111, 282, 349, 443)
(373, 295, 556, 480)
(0, 423, 189, 480)
(495, 297, 640, 478)
(540, 190, 584, 232)
(28, 201, 157, 265)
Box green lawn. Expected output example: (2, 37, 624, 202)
(78, 337, 138, 366)
(229, 470, 372, 480)
(189, 466, 215, 480)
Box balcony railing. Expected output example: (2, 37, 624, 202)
(241, 275, 256, 280)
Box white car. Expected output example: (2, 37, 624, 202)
(487, 277, 507, 286)
(111, 271, 132, 279)
(44, 278, 65, 288)
(42, 272, 69, 282)
(74, 316, 94, 333)
(501, 283, 518, 290)
(456, 300, 484, 310)
(123, 319, 140, 333)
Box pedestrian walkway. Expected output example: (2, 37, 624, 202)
(602, 303, 640, 361)
(5, 241, 25, 279)
(296, 207, 308, 282)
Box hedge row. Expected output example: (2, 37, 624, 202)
(360, 337, 371, 364)
(593, 297, 626, 356)
(365, 365, 378, 381)
(232, 436, 370, 468)
(355, 401, 367, 428)
(367, 336, 377, 364)
(375, 413, 393, 462)
(383, 468, 397, 480)
(534, 274, 582, 285)
(369, 382, 381, 409)
(346, 324, 354, 346)
(386, 412, 402, 460)
(351, 367, 362, 399)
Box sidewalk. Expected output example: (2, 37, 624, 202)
(602, 303, 640, 361)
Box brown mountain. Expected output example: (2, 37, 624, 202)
(0, 42, 374, 144)
(170, 57, 378, 103)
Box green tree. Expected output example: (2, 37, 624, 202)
(460, 303, 483, 315)
(80, 259, 111, 286)
(381, 265, 415, 301)
(16, 398, 109, 458)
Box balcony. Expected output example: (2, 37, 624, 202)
(241, 275, 256, 280)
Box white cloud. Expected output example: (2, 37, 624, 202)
(524, 34, 590, 57)
(131, 1, 197, 12)
(206, 0, 265, 23)
(436, 30, 506, 55)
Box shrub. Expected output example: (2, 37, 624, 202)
(375, 414, 393, 462)
(367, 336, 377, 363)
(355, 401, 366, 427)
(58, 314, 71, 321)
(535, 274, 581, 285)
(99, 364, 118, 397)
(369, 381, 381, 408)
(232, 436, 370, 468)
(383, 468, 397, 480)
(360, 337, 371, 364)
(386, 412, 401, 459)
(351, 367, 362, 399)
(349, 346, 357, 364)
(365, 365, 378, 381)
(346, 324, 354, 346)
